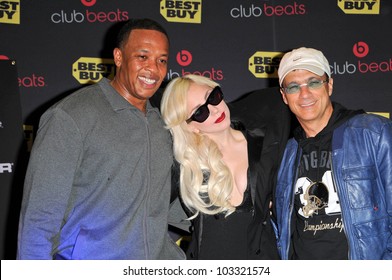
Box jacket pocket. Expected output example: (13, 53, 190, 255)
(353, 217, 389, 238)
(352, 218, 390, 259)
(343, 166, 376, 209)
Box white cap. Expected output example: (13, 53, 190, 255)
(278, 47, 331, 86)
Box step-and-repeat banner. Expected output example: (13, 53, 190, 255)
(0, 60, 26, 260)
(0, 0, 391, 259)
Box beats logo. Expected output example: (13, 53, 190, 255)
(81, 0, 96, 7)
(353, 42, 369, 58)
(176, 50, 192, 67)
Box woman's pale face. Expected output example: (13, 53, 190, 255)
(186, 83, 231, 134)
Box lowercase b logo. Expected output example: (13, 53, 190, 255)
(353, 42, 369, 58)
(81, 0, 97, 7)
(176, 50, 193, 67)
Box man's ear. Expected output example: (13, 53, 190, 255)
(280, 89, 288, 105)
(113, 48, 122, 67)
(328, 77, 334, 96)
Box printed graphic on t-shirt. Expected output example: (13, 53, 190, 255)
(294, 171, 341, 218)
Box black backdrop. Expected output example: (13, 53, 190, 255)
(1, 0, 391, 259)
(0, 60, 26, 260)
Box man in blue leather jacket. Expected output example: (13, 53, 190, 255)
(273, 47, 392, 260)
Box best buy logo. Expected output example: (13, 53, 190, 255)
(338, 0, 380, 15)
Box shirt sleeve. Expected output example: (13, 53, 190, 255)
(17, 107, 83, 259)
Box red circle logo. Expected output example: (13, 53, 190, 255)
(353, 42, 369, 58)
(176, 50, 192, 67)
(81, 0, 96, 7)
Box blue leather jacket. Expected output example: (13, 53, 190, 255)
(274, 113, 392, 260)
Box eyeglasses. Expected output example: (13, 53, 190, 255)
(186, 86, 224, 124)
(281, 78, 329, 94)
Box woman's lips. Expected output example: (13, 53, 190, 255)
(215, 112, 226, 123)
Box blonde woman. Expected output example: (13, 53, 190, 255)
(161, 74, 284, 259)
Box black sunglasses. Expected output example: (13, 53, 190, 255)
(186, 86, 224, 124)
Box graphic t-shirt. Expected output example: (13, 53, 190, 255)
(290, 129, 348, 260)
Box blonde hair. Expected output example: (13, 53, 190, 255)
(161, 74, 235, 218)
